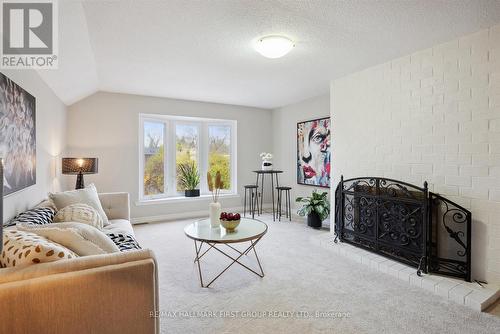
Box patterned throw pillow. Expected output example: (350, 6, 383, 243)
(0, 229, 77, 268)
(54, 204, 104, 230)
(106, 233, 142, 252)
(3, 207, 56, 228)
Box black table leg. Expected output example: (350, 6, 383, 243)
(271, 173, 275, 221)
(260, 174, 264, 215)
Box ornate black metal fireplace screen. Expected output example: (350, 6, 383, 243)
(334, 176, 471, 282)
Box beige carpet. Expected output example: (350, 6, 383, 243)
(134, 213, 500, 334)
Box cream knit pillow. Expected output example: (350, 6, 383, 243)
(17, 222, 120, 256)
(1, 229, 77, 268)
(49, 184, 109, 226)
(54, 204, 104, 230)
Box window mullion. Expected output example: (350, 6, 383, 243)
(200, 123, 209, 194)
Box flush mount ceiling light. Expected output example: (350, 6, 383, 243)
(254, 35, 295, 59)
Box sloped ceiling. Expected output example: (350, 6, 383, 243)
(38, 0, 500, 108)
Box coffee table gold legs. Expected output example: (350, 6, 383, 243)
(193, 238, 265, 288)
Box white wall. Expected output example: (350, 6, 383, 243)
(2, 70, 67, 221)
(66, 92, 273, 220)
(331, 25, 500, 283)
(272, 94, 331, 211)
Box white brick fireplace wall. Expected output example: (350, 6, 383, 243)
(331, 24, 500, 284)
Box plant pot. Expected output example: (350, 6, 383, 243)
(261, 161, 273, 171)
(185, 189, 200, 197)
(307, 211, 322, 229)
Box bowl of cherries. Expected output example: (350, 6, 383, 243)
(219, 212, 241, 232)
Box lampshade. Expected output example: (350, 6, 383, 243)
(62, 158, 98, 175)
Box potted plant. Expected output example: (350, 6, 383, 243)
(296, 190, 330, 229)
(178, 162, 200, 197)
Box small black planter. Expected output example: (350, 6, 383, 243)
(185, 189, 200, 197)
(307, 211, 322, 229)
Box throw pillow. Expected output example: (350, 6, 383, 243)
(49, 184, 109, 226)
(54, 204, 104, 230)
(17, 222, 120, 256)
(3, 207, 56, 229)
(0, 229, 77, 268)
(106, 233, 142, 252)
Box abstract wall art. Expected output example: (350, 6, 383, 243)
(297, 117, 330, 188)
(0, 73, 36, 196)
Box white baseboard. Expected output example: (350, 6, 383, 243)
(131, 203, 274, 224)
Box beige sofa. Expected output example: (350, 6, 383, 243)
(0, 193, 159, 334)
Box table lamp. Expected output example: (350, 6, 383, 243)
(62, 158, 98, 190)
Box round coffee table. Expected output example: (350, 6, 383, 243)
(184, 217, 268, 288)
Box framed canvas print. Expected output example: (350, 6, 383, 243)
(0, 72, 36, 196)
(297, 116, 330, 188)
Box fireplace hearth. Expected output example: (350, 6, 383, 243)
(334, 176, 471, 282)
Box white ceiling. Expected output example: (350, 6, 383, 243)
(38, 0, 500, 109)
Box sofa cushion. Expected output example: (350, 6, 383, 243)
(1, 229, 77, 268)
(17, 222, 120, 256)
(54, 204, 104, 230)
(49, 184, 110, 226)
(103, 219, 141, 252)
(104, 219, 135, 236)
(4, 207, 56, 228)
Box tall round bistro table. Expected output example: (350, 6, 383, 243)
(253, 170, 283, 221)
(184, 218, 268, 288)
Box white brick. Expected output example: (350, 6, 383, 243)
(490, 47, 500, 63)
(435, 280, 461, 298)
(491, 94, 500, 108)
(434, 164, 459, 176)
(409, 273, 423, 287)
(433, 144, 459, 154)
(459, 143, 488, 154)
(449, 110, 472, 123)
(459, 165, 489, 176)
(490, 119, 500, 132)
(445, 134, 472, 145)
(489, 132, 500, 142)
(411, 163, 433, 175)
(489, 189, 500, 202)
(445, 153, 472, 165)
(472, 132, 489, 143)
(490, 166, 500, 177)
(421, 135, 445, 145)
(421, 275, 444, 292)
(472, 176, 500, 189)
(445, 175, 471, 187)
(411, 144, 432, 154)
(460, 187, 489, 200)
(460, 74, 489, 89)
(449, 284, 474, 304)
(422, 153, 444, 164)
(459, 119, 489, 133)
(434, 185, 459, 196)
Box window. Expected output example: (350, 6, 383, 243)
(139, 114, 237, 201)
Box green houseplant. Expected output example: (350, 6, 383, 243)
(178, 161, 201, 197)
(296, 190, 330, 229)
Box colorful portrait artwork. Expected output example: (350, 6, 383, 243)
(297, 117, 331, 188)
(0, 73, 36, 196)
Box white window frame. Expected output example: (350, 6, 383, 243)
(139, 114, 237, 202)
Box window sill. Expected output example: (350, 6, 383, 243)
(135, 193, 240, 206)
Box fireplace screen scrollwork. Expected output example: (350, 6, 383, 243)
(335, 176, 471, 282)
